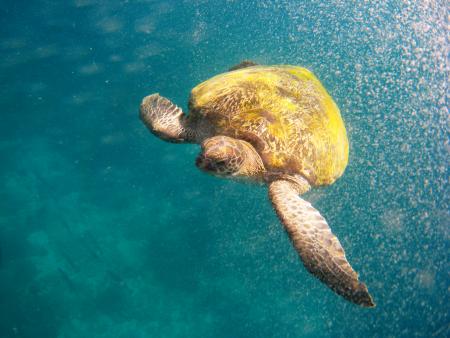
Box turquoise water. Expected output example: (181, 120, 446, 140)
(1, 1, 448, 337)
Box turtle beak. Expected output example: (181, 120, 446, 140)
(195, 154, 204, 168)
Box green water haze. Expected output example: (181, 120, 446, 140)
(0, 1, 448, 337)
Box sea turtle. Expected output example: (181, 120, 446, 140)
(139, 61, 375, 307)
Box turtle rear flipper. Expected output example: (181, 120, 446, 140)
(269, 179, 375, 307)
(140, 94, 195, 143)
(228, 60, 259, 71)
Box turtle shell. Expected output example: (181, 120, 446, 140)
(188, 65, 348, 186)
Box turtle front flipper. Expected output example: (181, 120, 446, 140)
(269, 179, 375, 307)
(140, 94, 195, 143)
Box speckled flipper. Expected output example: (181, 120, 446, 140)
(269, 179, 375, 307)
(140, 94, 194, 143)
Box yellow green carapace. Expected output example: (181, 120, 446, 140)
(189, 65, 348, 186)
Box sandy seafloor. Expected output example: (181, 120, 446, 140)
(0, 1, 448, 337)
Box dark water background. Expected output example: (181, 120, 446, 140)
(0, 1, 448, 337)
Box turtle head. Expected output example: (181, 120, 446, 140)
(196, 136, 265, 179)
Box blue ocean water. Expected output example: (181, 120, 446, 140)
(0, 0, 448, 337)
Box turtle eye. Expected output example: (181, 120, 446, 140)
(213, 159, 234, 175)
(216, 160, 227, 166)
